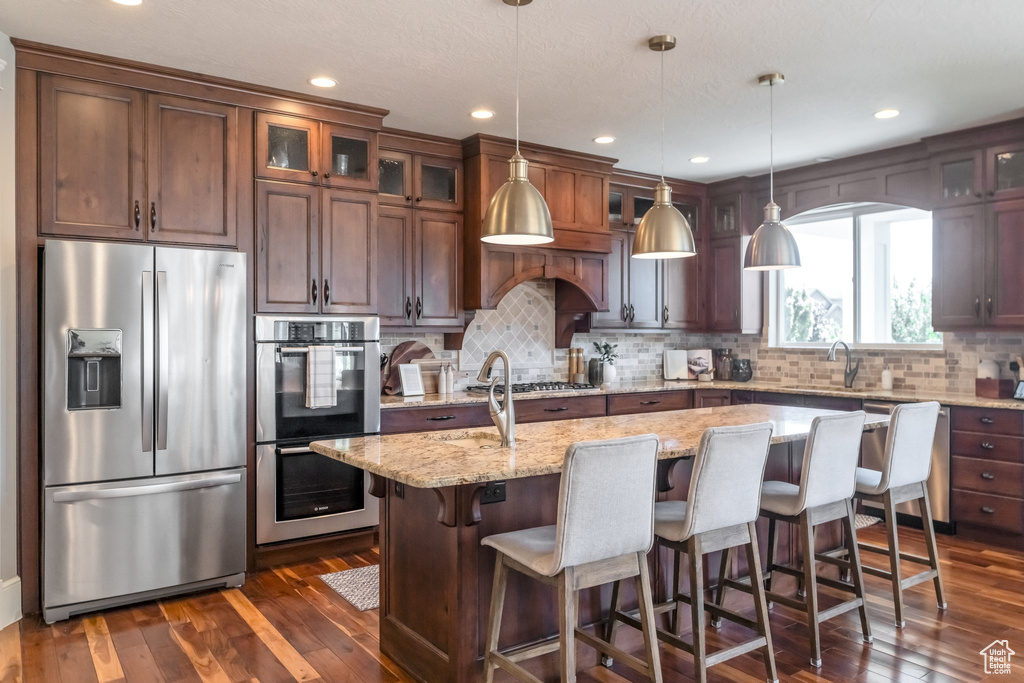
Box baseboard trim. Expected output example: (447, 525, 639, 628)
(0, 576, 22, 629)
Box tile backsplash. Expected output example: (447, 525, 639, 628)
(382, 280, 1024, 394)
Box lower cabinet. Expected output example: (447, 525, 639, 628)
(694, 389, 732, 408)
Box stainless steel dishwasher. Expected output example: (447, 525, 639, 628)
(861, 401, 952, 532)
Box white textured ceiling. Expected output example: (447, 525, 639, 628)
(2, 0, 1023, 181)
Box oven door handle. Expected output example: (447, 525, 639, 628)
(276, 445, 314, 455)
(278, 346, 366, 355)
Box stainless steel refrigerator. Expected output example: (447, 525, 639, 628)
(42, 239, 247, 623)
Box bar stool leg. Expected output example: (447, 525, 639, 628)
(672, 547, 684, 637)
(687, 536, 708, 683)
(917, 485, 948, 610)
(711, 546, 731, 628)
(797, 523, 816, 600)
(883, 491, 906, 628)
(634, 552, 664, 683)
(800, 513, 822, 668)
(558, 568, 578, 683)
(745, 522, 779, 683)
(602, 578, 621, 667)
(765, 516, 778, 609)
(842, 500, 872, 643)
(483, 553, 508, 683)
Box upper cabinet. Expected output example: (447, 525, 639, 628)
(256, 113, 378, 191)
(932, 142, 1024, 208)
(379, 150, 463, 211)
(39, 75, 237, 246)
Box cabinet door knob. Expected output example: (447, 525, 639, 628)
(312, 171, 319, 177)
(974, 297, 981, 318)
(405, 297, 413, 319)
(981, 472, 996, 480)
(324, 172, 331, 179)
(323, 279, 330, 305)
(427, 415, 456, 421)
(311, 279, 318, 304)
(981, 506, 995, 514)
(988, 190, 995, 197)
(415, 196, 423, 202)
(981, 441, 995, 450)
(663, 305, 669, 324)
(150, 202, 157, 231)
(544, 406, 569, 412)
(974, 192, 983, 199)
(415, 297, 423, 317)
(980, 416, 995, 425)
(629, 304, 635, 322)
(406, 195, 413, 202)
(987, 296, 994, 317)
(134, 200, 141, 230)
(640, 400, 661, 406)
(621, 304, 627, 322)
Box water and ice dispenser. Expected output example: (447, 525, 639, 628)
(66, 329, 122, 410)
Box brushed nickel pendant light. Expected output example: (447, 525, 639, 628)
(744, 73, 801, 270)
(632, 34, 696, 260)
(480, 0, 554, 246)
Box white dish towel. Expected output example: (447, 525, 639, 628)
(306, 346, 337, 409)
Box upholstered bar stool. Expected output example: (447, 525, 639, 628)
(852, 401, 946, 628)
(605, 423, 778, 683)
(720, 411, 872, 668)
(481, 434, 663, 683)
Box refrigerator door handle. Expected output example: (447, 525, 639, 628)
(52, 472, 242, 503)
(156, 271, 170, 451)
(141, 271, 154, 452)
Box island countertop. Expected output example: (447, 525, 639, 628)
(311, 403, 890, 489)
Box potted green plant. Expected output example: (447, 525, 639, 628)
(589, 341, 619, 385)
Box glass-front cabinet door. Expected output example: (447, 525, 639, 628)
(608, 186, 627, 229)
(414, 156, 463, 211)
(256, 113, 319, 183)
(988, 143, 1024, 202)
(933, 150, 984, 207)
(378, 150, 413, 206)
(321, 123, 377, 191)
(633, 193, 655, 227)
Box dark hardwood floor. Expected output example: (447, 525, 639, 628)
(2, 524, 1022, 682)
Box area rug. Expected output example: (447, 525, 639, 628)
(319, 565, 379, 611)
(855, 513, 882, 530)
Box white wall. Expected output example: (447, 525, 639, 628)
(0, 31, 21, 628)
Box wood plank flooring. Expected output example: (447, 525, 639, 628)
(2, 526, 1023, 682)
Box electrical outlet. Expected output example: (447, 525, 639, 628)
(481, 481, 506, 504)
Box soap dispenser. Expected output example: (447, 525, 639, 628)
(881, 364, 893, 391)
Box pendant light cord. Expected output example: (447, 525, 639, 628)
(769, 81, 774, 202)
(515, 1, 520, 154)
(660, 49, 665, 182)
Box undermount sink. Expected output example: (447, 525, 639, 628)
(425, 431, 520, 449)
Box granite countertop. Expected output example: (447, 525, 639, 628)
(311, 404, 891, 488)
(380, 378, 1024, 411)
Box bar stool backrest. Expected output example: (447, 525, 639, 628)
(551, 434, 660, 573)
(881, 401, 940, 491)
(796, 411, 867, 512)
(680, 423, 774, 539)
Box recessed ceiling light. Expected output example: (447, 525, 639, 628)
(111, 0, 142, 5)
(593, 136, 616, 144)
(874, 108, 900, 119)
(689, 156, 710, 164)
(309, 77, 337, 88)
(471, 109, 495, 119)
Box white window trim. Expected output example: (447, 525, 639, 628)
(767, 203, 943, 350)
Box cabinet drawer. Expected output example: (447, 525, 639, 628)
(381, 404, 491, 434)
(951, 406, 1024, 437)
(951, 456, 1024, 498)
(607, 391, 692, 416)
(951, 431, 1023, 463)
(516, 395, 607, 424)
(952, 490, 1024, 534)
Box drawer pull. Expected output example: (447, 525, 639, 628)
(980, 417, 995, 425)
(427, 415, 456, 421)
(981, 441, 995, 450)
(981, 472, 996, 480)
(640, 400, 661, 405)
(981, 506, 996, 515)
(544, 406, 569, 412)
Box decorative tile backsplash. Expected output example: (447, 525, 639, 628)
(382, 279, 1024, 394)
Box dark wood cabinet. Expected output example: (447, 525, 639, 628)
(933, 199, 1024, 330)
(607, 390, 692, 415)
(663, 251, 700, 329)
(711, 193, 742, 238)
(592, 230, 629, 328)
(256, 180, 319, 313)
(378, 206, 415, 325)
(379, 151, 463, 212)
(256, 180, 377, 314)
(515, 395, 607, 423)
(146, 94, 238, 246)
(321, 122, 377, 191)
(693, 389, 731, 408)
(932, 150, 986, 208)
(321, 189, 377, 314)
(628, 239, 663, 329)
(39, 75, 146, 240)
(708, 239, 742, 330)
(414, 212, 462, 326)
(257, 112, 377, 191)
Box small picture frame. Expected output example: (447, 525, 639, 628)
(1014, 380, 1024, 401)
(398, 363, 424, 397)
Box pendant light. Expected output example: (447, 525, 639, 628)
(480, 0, 554, 246)
(744, 73, 801, 270)
(632, 35, 696, 260)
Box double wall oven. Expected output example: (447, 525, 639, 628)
(256, 315, 380, 544)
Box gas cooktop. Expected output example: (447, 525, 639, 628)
(465, 381, 599, 395)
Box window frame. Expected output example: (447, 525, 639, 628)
(768, 203, 941, 350)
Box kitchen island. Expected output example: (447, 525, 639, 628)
(312, 404, 889, 683)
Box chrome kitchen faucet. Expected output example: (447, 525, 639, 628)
(827, 339, 861, 389)
(477, 350, 516, 447)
